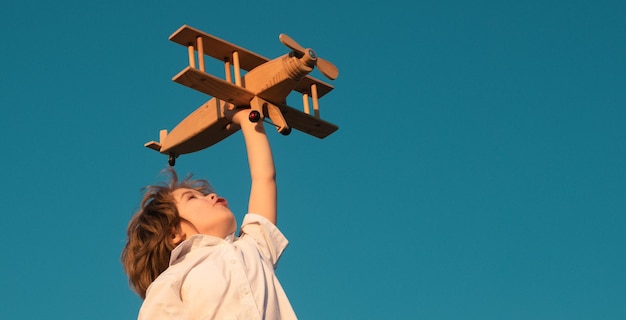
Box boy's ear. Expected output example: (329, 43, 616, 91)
(171, 228, 186, 245)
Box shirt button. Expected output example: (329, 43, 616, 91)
(241, 288, 249, 295)
(230, 259, 237, 264)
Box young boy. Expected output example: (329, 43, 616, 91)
(121, 109, 297, 319)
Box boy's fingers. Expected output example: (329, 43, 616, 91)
(227, 108, 252, 125)
(223, 105, 237, 119)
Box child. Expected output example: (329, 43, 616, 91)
(121, 109, 297, 319)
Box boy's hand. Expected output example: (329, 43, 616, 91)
(226, 107, 255, 126)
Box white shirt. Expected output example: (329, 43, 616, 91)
(138, 214, 297, 320)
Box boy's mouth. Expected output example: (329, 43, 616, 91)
(216, 197, 228, 207)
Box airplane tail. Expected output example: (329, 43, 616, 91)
(144, 129, 168, 152)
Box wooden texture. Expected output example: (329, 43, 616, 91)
(278, 103, 338, 138)
(173, 66, 337, 139)
(293, 76, 333, 99)
(197, 36, 205, 71)
(147, 25, 339, 159)
(159, 98, 240, 155)
(170, 25, 334, 98)
(173, 67, 254, 106)
(170, 25, 268, 71)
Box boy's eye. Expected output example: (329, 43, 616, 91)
(183, 192, 197, 201)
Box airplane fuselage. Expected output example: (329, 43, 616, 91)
(243, 52, 315, 102)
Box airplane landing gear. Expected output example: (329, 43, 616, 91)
(168, 154, 176, 166)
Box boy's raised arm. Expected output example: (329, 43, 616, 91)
(230, 110, 277, 225)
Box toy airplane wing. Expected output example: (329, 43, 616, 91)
(277, 102, 338, 138)
(170, 25, 269, 72)
(174, 63, 335, 106)
(173, 66, 254, 106)
(172, 66, 336, 138)
(170, 25, 335, 98)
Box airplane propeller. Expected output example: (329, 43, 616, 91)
(279, 33, 339, 80)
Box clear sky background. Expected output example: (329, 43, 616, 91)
(1, 0, 624, 319)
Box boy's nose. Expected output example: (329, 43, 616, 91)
(206, 193, 217, 200)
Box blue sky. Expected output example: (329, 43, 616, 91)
(1, 0, 624, 319)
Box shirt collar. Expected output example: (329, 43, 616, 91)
(169, 233, 235, 265)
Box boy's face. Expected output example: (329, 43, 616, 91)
(172, 188, 236, 240)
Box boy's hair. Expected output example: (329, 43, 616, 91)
(121, 168, 213, 299)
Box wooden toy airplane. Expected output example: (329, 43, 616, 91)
(145, 25, 339, 166)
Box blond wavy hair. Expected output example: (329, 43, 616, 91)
(121, 168, 213, 299)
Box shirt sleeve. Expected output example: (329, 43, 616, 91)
(239, 213, 289, 267)
(138, 274, 190, 320)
